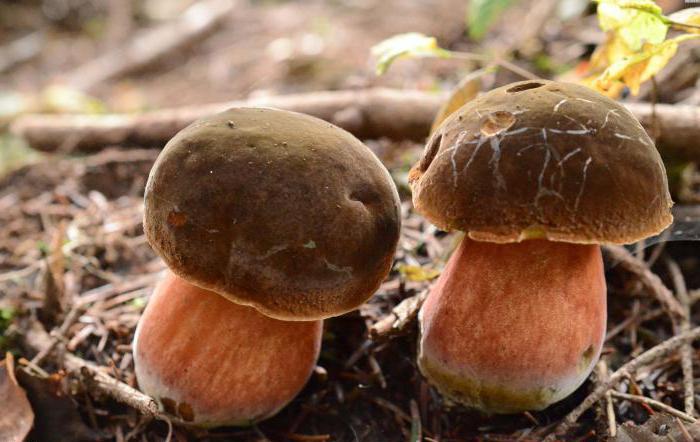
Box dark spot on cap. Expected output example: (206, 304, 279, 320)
(167, 210, 187, 227)
(506, 82, 544, 93)
(480, 111, 516, 136)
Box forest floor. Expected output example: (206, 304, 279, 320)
(1, 0, 700, 441)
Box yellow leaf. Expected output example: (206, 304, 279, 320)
(583, 1, 700, 97)
(580, 74, 626, 97)
(371, 33, 451, 75)
(41, 84, 106, 114)
(431, 69, 488, 133)
(397, 264, 441, 282)
(597, 34, 700, 95)
(588, 32, 633, 73)
(596, 0, 667, 50)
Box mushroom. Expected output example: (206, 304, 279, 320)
(409, 80, 673, 413)
(134, 271, 322, 426)
(134, 107, 401, 426)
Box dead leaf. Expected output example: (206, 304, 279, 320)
(595, 35, 699, 95)
(16, 369, 103, 442)
(580, 1, 700, 96)
(613, 413, 700, 441)
(431, 70, 484, 133)
(0, 353, 34, 442)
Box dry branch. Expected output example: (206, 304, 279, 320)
(603, 245, 685, 318)
(22, 320, 163, 420)
(63, 0, 235, 91)
(11, 89, 700, 162)
(624, 102, 700, 162)
(599, 361, 616, 438)
(608, 391, 696, 423)
(0, 32, 44, 74)
(666, 258, 695, 417)
(548, 326, 700, 440)
(11, 88, 441, 153)
(369, 290, 428, 341)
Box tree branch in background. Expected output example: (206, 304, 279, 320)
(10, 88, 442, 153)
(10, 88, 700, 164)
(63, 0, 235, 92)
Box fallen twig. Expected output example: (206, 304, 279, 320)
(547, 326, 700, 440)
(369, 290, 428, 341)
(0, 32, 44, 74)
(22, 320, 163, 420)
(63, 0, 235, 91)
(78, 364, 160, 419)
(603, 245, 685, 319)
(609, 390, 696, 423)
(597, 361, 616, 438)
(10, 89, 700, 162)
(666, 257, 695, 417)
(30, 305, 83, 366)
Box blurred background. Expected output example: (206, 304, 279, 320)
(1, 0, 699, 173)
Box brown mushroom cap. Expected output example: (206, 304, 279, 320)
(409, 80, 673, 244)
(144, 107, 401, 321)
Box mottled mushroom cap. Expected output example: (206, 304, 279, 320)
(409, 80, 673, 244)
(144, 107, 401, 321)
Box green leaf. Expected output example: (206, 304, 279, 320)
(371, 33, 451, 75)
(467, 0, 517, 40)
(0, 308, 14, 324)
(596, 0, 667, 50)
(130, 297, 147, 309)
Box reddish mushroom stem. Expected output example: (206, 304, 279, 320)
(133, 271, 323, 426)
(418, 238, 606, 413)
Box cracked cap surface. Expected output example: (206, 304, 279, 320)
(409, 80, 673, 244)
(144, 107, 401, 320)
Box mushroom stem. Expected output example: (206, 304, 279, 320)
(133, 271, 322, 427)
(418, 238, 606, 413)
